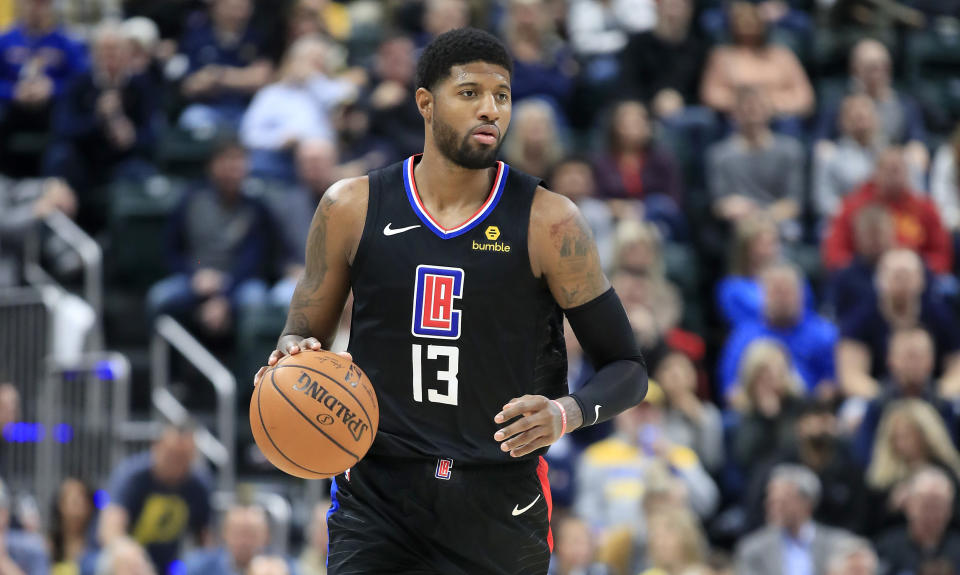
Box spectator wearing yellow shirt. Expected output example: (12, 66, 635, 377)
(574, 383, 718, 571)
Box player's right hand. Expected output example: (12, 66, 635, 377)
(253, 336, 352, 388)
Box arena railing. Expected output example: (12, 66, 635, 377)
(0, 286, 56, 503)
(151, 315, 236, 492)
(36, 352, 131, 523)
(23, 209, 104, 350)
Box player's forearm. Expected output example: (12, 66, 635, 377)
(565, 288, 649, 426)
(569, 358, 648, 426)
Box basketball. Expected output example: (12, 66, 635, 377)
(250, 350, 379, 479)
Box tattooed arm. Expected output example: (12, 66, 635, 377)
(254, 177, 368, 381)
(529, 188, 610, 308)
(494, 190, 648, 457)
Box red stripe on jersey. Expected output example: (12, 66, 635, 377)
(537, 456, 554, 552)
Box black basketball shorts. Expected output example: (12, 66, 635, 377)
(325, 455, 554, 575)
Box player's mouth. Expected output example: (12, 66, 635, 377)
(471, 125, 499, 145)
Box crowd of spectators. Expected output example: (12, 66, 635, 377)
(5, 0, 960, 574)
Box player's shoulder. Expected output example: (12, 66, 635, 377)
(529, 185, 581, 230)
(321, 176, 369, 222)
(323, 176, 369, 207)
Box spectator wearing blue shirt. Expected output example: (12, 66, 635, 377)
(186, 505, 284, 575)
(837, 249, 960, 401)
(0, 479, 49, 575)
(719, 264, 838, 399)
(146, 139, 270, 336)
(0, 0, 88, 176)
(854, 328, 957, 467)
(178, 0, 273, 134)
(45, 21, 158, 196)
(97, 424, 213, 575)
(717, 215, 815, 327)
(503, 0, 575, 114)
(825, 203, 895, 318)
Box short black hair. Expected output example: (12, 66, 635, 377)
(415, 27, 513, 91)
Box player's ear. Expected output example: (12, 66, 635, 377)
(415, 87, 433, 122)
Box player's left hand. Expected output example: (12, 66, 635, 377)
(493, 395, 563, 458)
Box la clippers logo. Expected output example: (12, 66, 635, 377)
(411, 265, 464, 339)
(435, 458, 453, 480)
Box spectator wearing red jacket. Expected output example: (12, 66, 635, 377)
(823, 148, 952, 274)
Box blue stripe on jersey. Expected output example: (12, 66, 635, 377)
(325, 477, 339, 569)
(402, 155, 509, 240)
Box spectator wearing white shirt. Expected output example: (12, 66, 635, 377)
(567, 0, 656, 58)
(240, 36, 357, 181)
(931, 125, 960, 233)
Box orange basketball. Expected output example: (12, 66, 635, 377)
(250, 350, 379, 479)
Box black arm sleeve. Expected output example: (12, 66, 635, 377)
(564, 287, 648, 427)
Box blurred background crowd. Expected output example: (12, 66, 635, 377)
(4, 0, 960, 574)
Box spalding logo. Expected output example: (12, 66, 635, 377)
(292, 372, 369, 441)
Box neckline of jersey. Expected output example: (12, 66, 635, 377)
(402, 154, 509, 240)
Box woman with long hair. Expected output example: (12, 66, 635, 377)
(865, 399, 960, 534)
(639, 509, 708, 575)
(593, 100, 685, 240)
(501, 98, 565, 180)
(716, 215, 780, 326)
(731, 340, 804, 471)
(49, 478, 95, 575)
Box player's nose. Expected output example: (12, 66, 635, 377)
(476, 92, 502, 122)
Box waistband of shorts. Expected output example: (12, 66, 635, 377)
(356, 455, 542, 476)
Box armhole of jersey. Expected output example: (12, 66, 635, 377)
(519, 173, 546, 285)
(349, 173, 379, 275)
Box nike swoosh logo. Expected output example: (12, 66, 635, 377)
(512, 494, 540, 516)
(593, 404, 601, 425)
(383, 223, 420, 236)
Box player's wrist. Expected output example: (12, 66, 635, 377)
(555, 396, 583, 433)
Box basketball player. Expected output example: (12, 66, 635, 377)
(253, 28, 648, 574)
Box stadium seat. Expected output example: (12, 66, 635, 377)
(235, 303, 289, 399)
(156, 128, 220, 180)
(106, 176, 185, 290)
(906, 30, 960, 132)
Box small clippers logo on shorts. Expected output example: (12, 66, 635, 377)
(435, 458, 453, 480)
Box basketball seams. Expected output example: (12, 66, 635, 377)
(256, 374, 340, 477)
(269, 365, 363, 460)
(274, 362, 376, 433)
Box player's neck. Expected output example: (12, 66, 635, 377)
(414, 151, 497, 213)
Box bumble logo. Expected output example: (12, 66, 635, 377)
(473, 226, 511, 253)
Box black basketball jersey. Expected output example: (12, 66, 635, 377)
(347, 156, 567, 464)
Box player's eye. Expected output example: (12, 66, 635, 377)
(498, 93, 510, 103)
(460, 90, 476, 98)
